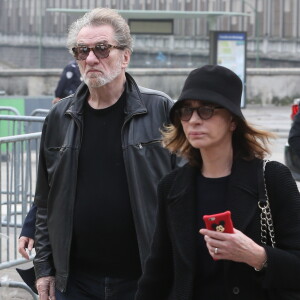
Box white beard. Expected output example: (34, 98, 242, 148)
(81, 56, 123, 88)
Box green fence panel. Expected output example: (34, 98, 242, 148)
(0, 98, 25, 138)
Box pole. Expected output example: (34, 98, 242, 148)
(38, 1, 43, 68)
(241, 0, 260, 67)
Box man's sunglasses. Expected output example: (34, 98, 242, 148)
(72, 43, 125, 60)
(176, 106, 224, 121)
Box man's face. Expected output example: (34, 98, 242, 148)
(75, 24, 130, 88)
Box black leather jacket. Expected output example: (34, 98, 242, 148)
(33, 73, 178, 292)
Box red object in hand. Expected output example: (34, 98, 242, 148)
(203, 211, 234, 233)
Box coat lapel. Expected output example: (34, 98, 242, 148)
(166, 165, 198, 272)
(227, 159, 261, 232)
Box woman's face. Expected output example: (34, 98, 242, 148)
(179, 100, 236, 151)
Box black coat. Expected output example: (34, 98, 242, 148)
(135, 158, 300, 300)
(33, 73, 179, 292)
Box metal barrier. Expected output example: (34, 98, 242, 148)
(29, 109, 49, 134)
(0, 114, 44, 299)
(30, 108, 49, 117)
(0, 280, 38, 299)
(0, 132, 41, 300)
(0, 115, 45, 137)
(0, 106, 21, 138)
(0, 107, 20, 116)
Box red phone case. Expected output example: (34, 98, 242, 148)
(203, 211, 234, 233)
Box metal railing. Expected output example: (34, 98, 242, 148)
(29, 109, 49, 117)
(0, 115, 45, 137)
(0, 113, 45, 299)
(0, 133, 41, 299)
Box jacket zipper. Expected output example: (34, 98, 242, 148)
(136, 139, 161, 149)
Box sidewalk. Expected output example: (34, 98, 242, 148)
(0, 261, 35, 299)
(242, 104, 291, 138)
(0, 104, 292, 299)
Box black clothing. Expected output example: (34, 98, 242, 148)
(55, 271, 138, 300)
(55, 61, 82, 99)
(71, 95, 141, 278)
(288, 110, 300, 157)
(194, 174, 229, 299)
(135, 159, 300, 300)
(33, 73, 179, 292)
(20, 205, 36, 238)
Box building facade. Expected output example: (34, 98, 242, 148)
(1, 0, 300, 68)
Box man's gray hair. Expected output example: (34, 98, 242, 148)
(67, 8, 133, 54)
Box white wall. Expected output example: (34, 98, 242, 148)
(1, 68, 300, 105)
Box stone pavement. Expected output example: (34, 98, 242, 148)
(0, 261, 35, 299)
(0, 104, 292, 299)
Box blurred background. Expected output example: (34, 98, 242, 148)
(1, 0, 300, 69)
(1, 0, 300, 104)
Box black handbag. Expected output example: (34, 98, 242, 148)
(258, 160, 300, 300)
(258, 160, 276, 248)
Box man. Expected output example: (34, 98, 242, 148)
(52, 60, 82, 104)
(19, 7, 178, 300)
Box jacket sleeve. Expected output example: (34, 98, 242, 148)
(288, 111, 300, 158)
(262, 161, 300, 289)
(20, 204, 37, 239)
(33, 119, 55, 279)
(135, 177, 173, 300)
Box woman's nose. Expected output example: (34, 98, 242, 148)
(189, 110, 202, 122)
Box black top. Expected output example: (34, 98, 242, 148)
(194, 172, 230, 300)
(71, 92, 141, 278)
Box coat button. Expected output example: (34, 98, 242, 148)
(233, 287, 240, 294)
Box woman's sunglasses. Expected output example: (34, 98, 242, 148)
(72, 43, 125, 60)
(176, 106, 224, 121)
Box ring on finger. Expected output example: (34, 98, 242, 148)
(214, 247, 218, 254)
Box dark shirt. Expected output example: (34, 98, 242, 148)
(70, 92, 141, 279)
(194, 172, 230, 300)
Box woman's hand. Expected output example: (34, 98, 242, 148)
(199, 228, 267, 270)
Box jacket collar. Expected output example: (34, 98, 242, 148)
(65, 72, 147, 118)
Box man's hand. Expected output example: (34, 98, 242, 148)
(36, 276, 56, 300)
(18, 236, 34, 260)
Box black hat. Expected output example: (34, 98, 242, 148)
(170, 65, 244, 124)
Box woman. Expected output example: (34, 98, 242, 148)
(135, 65, 300, 300)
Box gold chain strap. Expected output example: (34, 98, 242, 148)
(258, 160, 276, 248)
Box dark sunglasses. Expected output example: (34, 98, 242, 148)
(72, 43, 125, 60)
(176, 106, 224, 121)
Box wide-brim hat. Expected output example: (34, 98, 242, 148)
(170, 65, 244, 124)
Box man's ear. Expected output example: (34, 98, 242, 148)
(122, 49, 131, 68)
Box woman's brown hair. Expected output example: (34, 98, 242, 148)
(162, 113, 276, 167)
